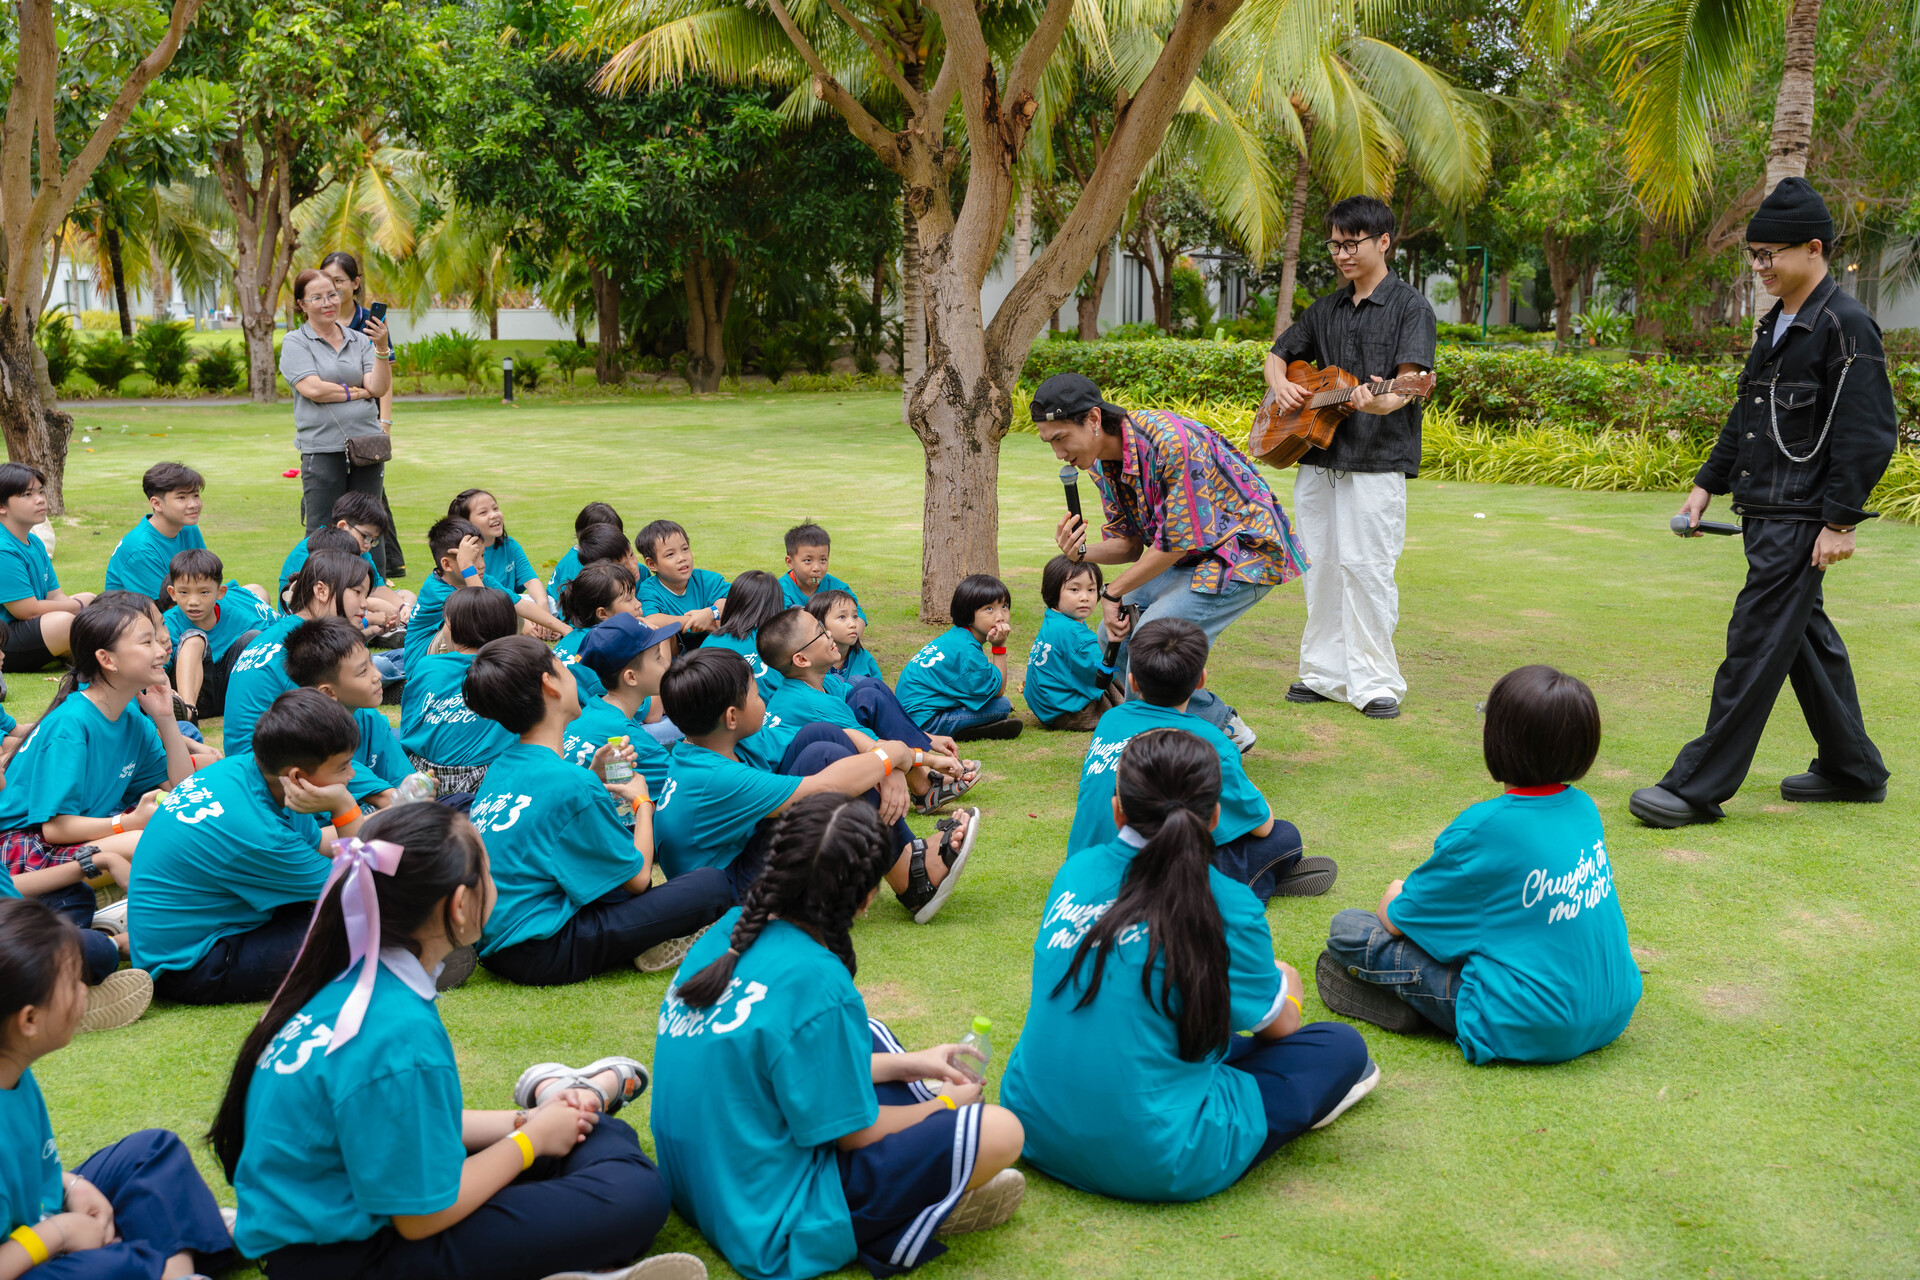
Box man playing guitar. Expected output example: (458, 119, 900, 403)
(1265, 195, 1438, 719)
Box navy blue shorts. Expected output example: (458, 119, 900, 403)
(835, 1019, 983, 1277)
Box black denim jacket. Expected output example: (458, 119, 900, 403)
(1694, 274, 1897, 526)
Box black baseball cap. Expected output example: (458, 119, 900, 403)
(578, 613, 682, 683)
(1030, 373, 1127, 423)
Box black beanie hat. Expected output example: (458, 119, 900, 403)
(1746, 176, 1835, 249)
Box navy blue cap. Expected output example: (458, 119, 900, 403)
(578, 613, 682, 683)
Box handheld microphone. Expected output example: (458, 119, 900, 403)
(1060, 464, 1086, 557)
(1669, 514, 1742, 537)
(1095, 603, 1139, 691)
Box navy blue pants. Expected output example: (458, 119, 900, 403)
(1325, 907, 1462, 1035)
(40, 881, 118, 986)
(264, 1116, 667, 1280)
(921, 696, 1014, 738)
(842, 678, 932, 750)
(1213, 820, 1304, 904)
(153, 901, 311, 1005)
(39, 1129, 233, 1279)
(725, 723, 915, 902)
(1225, 1022, 1373, 1169)
(483, 869, 733, 986)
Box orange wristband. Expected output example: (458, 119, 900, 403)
(330, 808, 360, 828)
(111, 814, 126, 835)
(870, 746, 892, 776)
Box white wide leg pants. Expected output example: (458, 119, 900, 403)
(1292, 466, 1408, 709)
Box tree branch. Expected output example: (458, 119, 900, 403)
(1003, 0, 1079, 121)
(762, 0, 907, 171)
(817, 0, 923, 108)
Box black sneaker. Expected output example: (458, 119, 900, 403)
(954, 717, 1022, 742)
(1270, 855, 1338, 897)
(1286, 681, 1331, 704)
(1628, 785, 1718, 828)
(1779, 770, 1886, 803)
(1315, 951, 1429, 1034)
(1361, 697, 1401, 719)
(436, 944, 478, 991)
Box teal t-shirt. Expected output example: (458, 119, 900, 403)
(351, 708, 410, 802)
(278, 539, 385, 607)
(564, 696, 671, 795)
(398, 652, 516, 767)
(1023, 609, 1108, 722)
(483, 536, 537, 591)
(407, 573, 515, 672)
(164, 587, 277, 665)
(704, 632, 782, 702)
(637, 568, 729, 618)
(127, 754, 328, 975)
(1067, 702, 1269, 854)
(1001, 833, 1283, 1202)
(766, 680, 860, 736)
(470, 741, 646, 954)
(0, 694, 168, 831)
(894, 626, 1003, 724)
(780, 571, 864, 620)
(221, 613, 306, 758)
(105, 517, 207, 600)
(831, 646, 884, 685)
(0, 525, 59, 623)
(233, 951, 466, 1258)
(1387, 787, 1642, 1065)
(553, 624, 604, 699)
(653, 913, 878, 1280)
(654, 743, 799, 879)
(0, 1069, 62, 1237)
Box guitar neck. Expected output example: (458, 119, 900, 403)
(1310, 377, 1408, 409)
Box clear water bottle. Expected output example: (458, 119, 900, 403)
(604, 735, 634, 784)
(394, 773, 436, 805)
(952, 1016, 993, 1085)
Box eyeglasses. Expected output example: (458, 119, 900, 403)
(799, 626, 834, 654)
(305, 291, 341, 305)
(352, 527, 383, 549)
(1325, 237, 1382, 258)
(1744, 243, 1806, 269)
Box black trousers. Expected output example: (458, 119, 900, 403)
(300, 450, 385, 534)
(481, 869, 733, 987)
(1659, 518, 1888, 812)
(153, 902, 311, 1005)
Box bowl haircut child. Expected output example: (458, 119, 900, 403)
(1040, 555, 1103, 611)
(574, 524, 633, 570)
(715, 570, 785, 640)
(443, 587, 521, 650)
(1482, 664, 1601, 787)
(574, 502, 624, 535)
(950, 574, 1012, 633)
(558, 563, 638, 630)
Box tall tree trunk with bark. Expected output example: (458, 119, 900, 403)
(683, 246, 737, 393)
(1766, 0, 1822, 193)
(1631, 222, 1665, 356)
(105, 226, 134, 336)
(1077, 239, 1114, 340)
(212, 124, 300, 403)
(1273, 113, 1314, 339)
(591, 267, 622, 384)
(1544, 233, 1578, 342)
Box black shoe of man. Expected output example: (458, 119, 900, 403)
(1628, 785, 1718, 829)
(1779, 769, 1886, 803)
(1361, 697, 1400, 719)
(1286, 682, 1331, 704)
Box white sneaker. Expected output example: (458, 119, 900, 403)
(1311, 1059, 1381, 1130)
(1225, 712, 1258, 753)
(90, 898, 129, 936)
(937, 1168, 1026, 1236)
(540, 1254, 708, 1280)
(79, 969, 152, 1034)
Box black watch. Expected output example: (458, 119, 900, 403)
(77, 849, 100, 880)
(1099, 587, 1124, 605)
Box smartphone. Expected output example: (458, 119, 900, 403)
(368, 301, 388, 321)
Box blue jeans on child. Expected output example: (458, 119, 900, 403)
(1223, 1022, 1373, 1169)
(40, 881, 119, 986)
(43, 1129, 234, 1279)
(1111, 563, 1272, 729)
(1213, 820, 1303, 903)
(482, 871, 733, 987)
(920, 696, 1014, 738)
(152, 901, 312, 1005)
(263, 1116, 668, 1280)
(1324, 907, 1462, 1035)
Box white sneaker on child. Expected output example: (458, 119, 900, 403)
(1225, 712, 1258, 753)
(1310, 1059, 1382, 1130)
(540, 1254, 708, 1280)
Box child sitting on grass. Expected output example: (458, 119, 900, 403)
(779, 521, 863, 614)
(0, 898, 236, 1277)
(635, 520, 727, 637)
(894, 574, 1022, 741)
(119, 592, 221, 769)
(104, 461, 221, 610)
(548, 500, 630, 599)
(655, 649, 976, 921)
(1067, 618, 1330, 902)
(556, 561, 643, 698)
(406, 518, 565, 670)
(759, 607, 978, 813)
(447, 488, 569, 636)
(0, 462, 95, 673)
(284, 617, 411, 811)
(805, 588, 882, 683)
(164, 547, 277, 722)
(652, 794, 1024, 1280)
(1026, 555, 1125, 731)
(1002, 729, 1375, 1204)
(1317, 665, 1642, 1064)
(224, 550, 373, 758)
(279, 492, 415, 625)
(400, 587, 521, 796)
(128, 689, 367, 1005)
(566, 614, 680, 796)
(463, 636, 732, 985)
(702, 570, 786, 701)
(212, 803, 701, 1280)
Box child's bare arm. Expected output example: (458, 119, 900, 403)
(1377, 879, 1405, 936)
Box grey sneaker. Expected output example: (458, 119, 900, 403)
(937, 1168, 1025, 1236)
(1224, 712, 1258, 753)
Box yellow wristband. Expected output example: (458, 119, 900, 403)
(10, 1226, 50, 1265)
(937, 1094, 957, 1111)
(1286, 993, 1304, 1015)
(511, 1129, 536, 1170)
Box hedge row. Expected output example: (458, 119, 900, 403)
(1020, 338, 1920, 442)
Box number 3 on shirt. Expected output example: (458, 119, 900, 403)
(710, 980, 769, 1034)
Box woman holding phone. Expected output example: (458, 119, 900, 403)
(320, 251, 406, 578)
(280, 268, 393, 547)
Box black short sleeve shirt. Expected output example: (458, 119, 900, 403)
(1270, 271, 1438, 475)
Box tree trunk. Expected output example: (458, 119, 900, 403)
(214, 131, 299, 404)
(150, 241, 170, 322)
(0, 310, 75, 514)
(489, 311, 499, 341)
(1631, 222, 1664, 357)
(683, 246, 737, 394)
(106, 225, 134, 337)
(1544, 233, 1577, 343)
(901, 196, 925, 419)
(1013, 187, 1032, 279)
(1142, 238, 1172, 331)
(591, 267, 622, 385)
(1765, 0, 1822, 195)
(1077, 239, 1114, 340)
(1273, 129, 1313, 339)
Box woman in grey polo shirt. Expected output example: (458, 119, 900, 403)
(278, 268, 394, 535)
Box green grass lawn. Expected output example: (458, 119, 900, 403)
(31, 391, 1920, 1279)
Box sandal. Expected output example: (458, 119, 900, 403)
(513, 1056, 650, 1115)
(899, 807, 980, 925)
(912, 766, 977, 815)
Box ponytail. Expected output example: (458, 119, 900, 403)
(1054, 728, 1231, 1062)
(42, 597, 149, 717)
(675, 794, 892, 1006)
(557, 562, 636, 628)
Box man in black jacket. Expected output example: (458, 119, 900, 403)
(1631, 177, 1897, 828)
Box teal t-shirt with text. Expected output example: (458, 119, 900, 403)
(105, 517, 207, 600)
(1023, 608, 1108, 722)
(780, 571, 864, 620)
(894, 627, 1002, 724)
(483, 536, 538, 590)
(398, 652, 517, 767)
(0, 525, 59, 622)
(564, 696, 671, 795)
(221, 613, 306, 758)
(0, 1069, 63, 1236)
(654, 743, 799, 879)
(704, 631, 782, 702)
(0, 694, 168, 831)
(638, 568, 729, 618)
(165, 587, 277, 665)
(1066, 701, 1269, 854)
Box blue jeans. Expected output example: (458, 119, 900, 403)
(40, 881, 119, 985)
(1112, 564, 1272, 729)
(483, 871, 733, 986)
(921, 696, 1014, 738)
(44, 1129, 234, 1279)
(1225, 1022, 1372, 1169)
(642, 718, 683, 747)
(152, 902, 311, 1005)
(373, 649, 406, 682)
(1213, 820, 1303, 903)
(1325, 907, 1462, 1035)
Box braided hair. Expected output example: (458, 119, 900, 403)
(1054, 727, 1232, 1062)
(675, 794, 894, 1006)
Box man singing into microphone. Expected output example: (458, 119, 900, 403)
(1630, 177, 1897, 828)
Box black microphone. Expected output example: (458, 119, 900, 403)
(1060, 464, 1082, 520)
(1669, 514, 1742, 537)
(1096, 603, 1137, 691)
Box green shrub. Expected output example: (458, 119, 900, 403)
(79, 333, 139, 391)
(131, 320, 194, 387)
(1437, 321, 1485, 343)
(1024, 336, 1269, 402)
(776, 371, 901, 393)
(1102, 322, 1166, 343)
(78, 309, 119, 331)
(511, 355, 544, 393)
(191, 345, 244, 393)
(36, 310, 79, 389)
(1884, 328, 1919, 361)
(544, 341, 594, 385)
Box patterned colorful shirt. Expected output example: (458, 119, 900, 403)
(1093, 409, 1307, 594)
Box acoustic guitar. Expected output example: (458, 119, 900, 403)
(1248, 362, 1438, 468)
